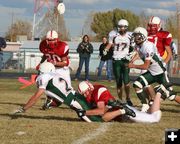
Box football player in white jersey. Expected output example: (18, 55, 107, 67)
(128, 27, 173, 112)
(13, 62, 102, 122)
(121, 84, 179, 123)
(104, 19, 133, 106)
(37, 30, 72, 110)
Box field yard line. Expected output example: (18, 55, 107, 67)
(72, 123, 112, 144)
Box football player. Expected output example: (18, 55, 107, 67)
(145, 16, 173, 104)
(103, 19, 133, 106)
(77, 81, 136, 122)
(147, 16, 172, 64)
(13, 62, 101, 122)
(37, 30, 72, 109)
(128, 27, 172, 112)
(120, 84, 179, 123)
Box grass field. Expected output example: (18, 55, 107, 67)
(0, 78, 179, 144)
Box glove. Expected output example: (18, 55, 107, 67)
(76, 109, 86, 118)
(13, 107, 25, 115)
(103, 48, 109, 56)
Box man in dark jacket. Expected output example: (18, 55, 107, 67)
(97, 36, 113, 81)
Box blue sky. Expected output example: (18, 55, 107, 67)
(0, 0, 178, 37)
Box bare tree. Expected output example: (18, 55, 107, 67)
(5, 20, 32, 41)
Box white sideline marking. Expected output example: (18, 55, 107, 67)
(72, 123, 112, 144)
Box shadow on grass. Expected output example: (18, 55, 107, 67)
(0, 102, 24, 106)
(161, 103, 180, 107)
(0, 101, 70, 110)
(161, 107, 180, 113)
(0, 113, 83, 122)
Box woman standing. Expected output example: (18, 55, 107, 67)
(75, 35, 93, 81)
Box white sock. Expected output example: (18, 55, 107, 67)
(119, 109, 125, 114)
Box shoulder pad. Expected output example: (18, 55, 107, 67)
(157, 31, 172, 38)
(54, 41, 69, 56)
(109, 30, 118, 37)
(39, 40, 48, 53)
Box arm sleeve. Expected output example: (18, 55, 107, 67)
(89, 43, 93, 54)
(108, 30, 116, 44)
(164, 33, 172, 46)
(77, 43, 84, 53)
(99, 45, 103, 56)
(145, 45, 154, 61)
(36, 75, 49, 89)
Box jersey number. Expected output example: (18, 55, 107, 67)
(59, 78, 72, 92)
(45, 54, 61, 62)
(115, 43, 127, 51)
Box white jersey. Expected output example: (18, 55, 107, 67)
(36, 72, 75, 103)
(55, 67, 72, 88)
(136, 40, 165, 76)
(108, 30, 132, 60)
(127, 105, 162, 123)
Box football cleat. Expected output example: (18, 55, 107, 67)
(41, 97, 62, 110)
(107, 100, 136, 117)
(126, 99, 133, 106)
(123, 105, 136, 117)
(42, 98, 53, 110)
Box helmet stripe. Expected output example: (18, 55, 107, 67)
(149, 16, 154, 23)
(50, 30, 53, 38)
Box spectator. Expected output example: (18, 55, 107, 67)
(97, 37, 113, 81)
(170, 41, 178, 60)
(0, 37, 7, 71)
(75, 35, 93, 81)
(167, 41, 178, 74)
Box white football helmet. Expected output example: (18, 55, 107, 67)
(46, 30, 58, 40)
(117, 19, 128, 35)
(78, 81, 94, 95)
(46, 30, 58, 49)
(133, 27, 148, 45)
(39, 62, 55, 74)
(147, 16, 162, 35)
(118, 19, 129, 26)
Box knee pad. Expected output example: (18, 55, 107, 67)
(133, 81, 143, 89)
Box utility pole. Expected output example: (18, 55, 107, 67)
(10, 11, 14, 42)
(176, 3, 180, 71)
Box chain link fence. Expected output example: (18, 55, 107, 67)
(0, 50, 179, 77)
